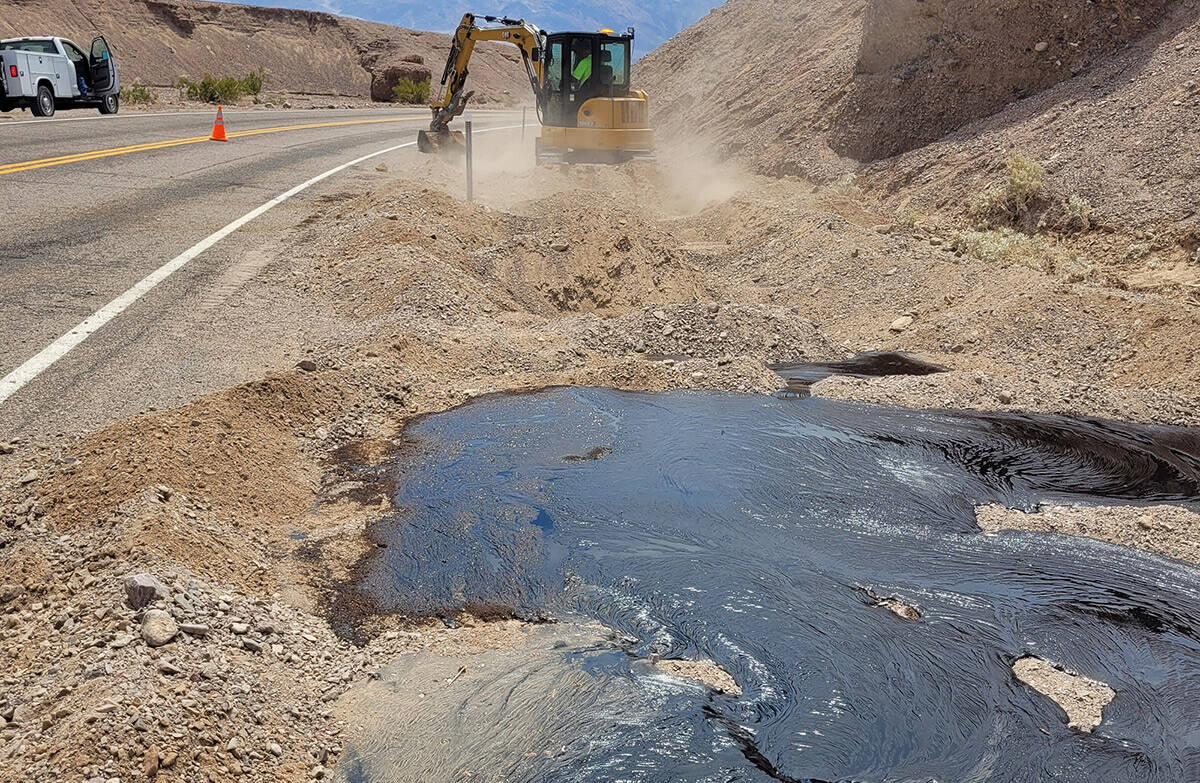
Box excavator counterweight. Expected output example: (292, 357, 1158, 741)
(420, 12, 653, 164)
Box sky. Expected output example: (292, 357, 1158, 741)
(215, 0, 720, 54)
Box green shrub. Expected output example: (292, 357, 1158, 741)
(120, 83, 153, 105)
(951, 228, 1041, 266)
(970, 154, 1046, 225)
(176, 70, 266, 104)
(240, 68, 265, 96)
(177, 75, 239, 103)
(392, 77, 430, 104)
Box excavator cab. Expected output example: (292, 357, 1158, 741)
(537, 29, 653, 163)
(419, 13, 653, 164)
(542, 32, 627, 123)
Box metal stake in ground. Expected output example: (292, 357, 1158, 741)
(522, 107, 527, 142)
(465, 114, 474, 203)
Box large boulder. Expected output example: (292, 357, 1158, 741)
(370, 61, 433, 102)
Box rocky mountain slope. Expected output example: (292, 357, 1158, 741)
(223, 0, 720, 54)
(0, 0, 528, 102)
(639, 0, 1200, 253)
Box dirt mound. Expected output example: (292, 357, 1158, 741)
(0, 0, 526, 102)
(861, 15, 1200, 246)
(292, 161, 724, 322)
(642, 0, 1197, 169)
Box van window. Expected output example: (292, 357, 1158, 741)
(0, 40, 58, 55)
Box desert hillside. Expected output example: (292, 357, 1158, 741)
(640, 0, 1200, 249)
(0, 0, 528, 103)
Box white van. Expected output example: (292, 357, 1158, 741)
(0, 36, 120, 117)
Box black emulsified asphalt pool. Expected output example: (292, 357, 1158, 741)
(342, 387, 1200, 782)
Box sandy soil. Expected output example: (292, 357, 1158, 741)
(1013, 656, 1115, 732)
(1, 130, 1198, 778)
(978, 503, 1200, 564)
(639, 0, 1200, 284)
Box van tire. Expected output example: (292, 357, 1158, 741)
(31, 83, 54, 117)
(99, 94, 119, 115)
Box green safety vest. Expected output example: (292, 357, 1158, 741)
(572, 55, 592, 83)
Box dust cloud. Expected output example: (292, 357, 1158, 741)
(425, 123, 756, 218)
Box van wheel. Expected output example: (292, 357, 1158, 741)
(99, 94, 119, 115)
(30, 84, 54, 117)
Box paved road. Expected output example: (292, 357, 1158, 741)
(0, 107, 521, 439)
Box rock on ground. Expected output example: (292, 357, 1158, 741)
(652, 658, 742, 695)
(141, 609, 178, 647)
(124, 573, 169, 609)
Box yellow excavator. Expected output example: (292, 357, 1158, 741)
(418, 13, 654, 163)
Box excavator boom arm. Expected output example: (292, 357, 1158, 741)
(429, 13, 545, 133)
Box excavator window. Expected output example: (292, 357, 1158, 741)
(570, 40, 592, 87)
(599, 41, 629, 89)
(546, 41, 563, 92)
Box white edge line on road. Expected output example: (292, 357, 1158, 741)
(0, 124, 522, 405)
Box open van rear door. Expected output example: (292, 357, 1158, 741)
(89, 36, 114, 93)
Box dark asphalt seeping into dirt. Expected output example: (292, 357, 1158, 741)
(344, 387, 1200, 781)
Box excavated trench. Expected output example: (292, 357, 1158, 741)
(338, 387, 1200, 782)
(770, 351, 948, 398)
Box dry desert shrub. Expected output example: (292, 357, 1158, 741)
(950, 227, 1090, 281)
(970, 154, 1046, 225)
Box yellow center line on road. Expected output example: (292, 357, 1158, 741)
(0, 115, 429, 176)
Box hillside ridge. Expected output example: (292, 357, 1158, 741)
(0, 0, 527, 103)
(639, 0, 1200, 247)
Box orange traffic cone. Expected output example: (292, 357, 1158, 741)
(210, 106, 228, 142)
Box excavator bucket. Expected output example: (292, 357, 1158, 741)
(417, 129, 467, 155)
